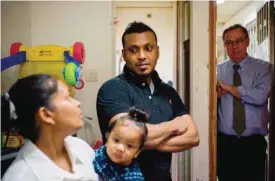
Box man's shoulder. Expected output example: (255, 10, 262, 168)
(243, 57, 271, 75)
(249, 56, 271, 67)
(160, 81, 177, 92)
(158, 82, 183, 102)
(101, 75, 124, 86)
(99, 74, 128, 90)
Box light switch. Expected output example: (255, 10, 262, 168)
(85, 69, 98, 82)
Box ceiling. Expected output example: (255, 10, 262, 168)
(217, 1, 251, 24)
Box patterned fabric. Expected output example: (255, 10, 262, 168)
(93, 145, 144, 181)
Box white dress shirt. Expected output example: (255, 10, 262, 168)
(2, 136, 100, 181)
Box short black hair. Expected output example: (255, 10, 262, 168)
(106, 106, 148, 149)
(1, 74, 58, 142)
(222, 24, 249, 40)
(121, 21, 158, 47)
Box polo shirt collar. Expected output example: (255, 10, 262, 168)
(122, 65, 162, 87)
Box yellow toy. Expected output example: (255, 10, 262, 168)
(1, 42, 86, 96)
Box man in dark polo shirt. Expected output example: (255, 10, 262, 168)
(96, 21, 199, 181)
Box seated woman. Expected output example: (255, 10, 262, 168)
(2, 74, 99, 181)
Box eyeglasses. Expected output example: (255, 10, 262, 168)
(224, 37, 247, 47)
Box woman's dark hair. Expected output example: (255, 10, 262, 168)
(1, 74, 58, 143)
(107, 106, 149, 148)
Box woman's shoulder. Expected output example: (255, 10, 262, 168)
(65, 136, 96, 157)
(65, 136, 100, 180)
(65, 135, 93, 148)
(2, 155, 37, 181)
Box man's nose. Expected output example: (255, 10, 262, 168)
(138, 50, 146, 60)
(232, 41, 239, 48)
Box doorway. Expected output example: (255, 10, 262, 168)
(211, 1, 275, 181)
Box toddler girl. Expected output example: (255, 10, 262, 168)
(93, 107, 148, 181)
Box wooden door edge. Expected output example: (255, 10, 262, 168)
(209, 1, 217, 181)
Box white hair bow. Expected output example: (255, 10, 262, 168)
(4, 92, 18, 120)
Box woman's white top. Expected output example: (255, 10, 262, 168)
(2, 136, 100, 181)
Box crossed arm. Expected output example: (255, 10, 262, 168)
(155, 114, 199, 152)
(217, 64, 272, 106)
(97, 80, 199, 153)
(109, 113, 200, 153)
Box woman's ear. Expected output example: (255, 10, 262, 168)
(36, 107, 55, 125)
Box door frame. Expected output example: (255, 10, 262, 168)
(177, 1, 191, 181)
(209, 1, 217, 181)
(208, 1, 275, 181)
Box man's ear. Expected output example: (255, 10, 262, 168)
(122, 49, 126, 62)
(36, 107, 55, 125)
(156, 46, 160, 59)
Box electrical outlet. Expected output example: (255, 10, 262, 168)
(85, 69, 98, 82)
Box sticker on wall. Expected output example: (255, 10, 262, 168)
(114, 17, 119, 25)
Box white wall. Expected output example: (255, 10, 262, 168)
(1, 2, 32, 92)
(217, 1, 266, 37)
(216, 1, 266, 63)
(1, 1, 115, 144)
(216, 1, 269, 62)
(190, 1, 209, 181)
(223, 1, 266, 31)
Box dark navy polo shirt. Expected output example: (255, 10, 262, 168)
(96, 66, 188, 175)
